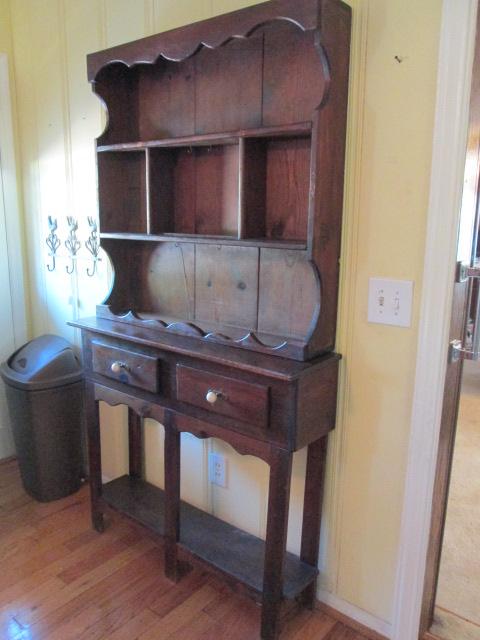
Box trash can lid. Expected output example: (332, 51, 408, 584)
(0, 334, 83, 390)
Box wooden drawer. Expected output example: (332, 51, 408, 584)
(92, 342, 159, 393)
(176, 365, 269, 429)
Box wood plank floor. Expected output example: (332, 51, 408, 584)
(0, 459, 368, 640)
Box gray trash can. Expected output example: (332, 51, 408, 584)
(0, 335, 84, 502)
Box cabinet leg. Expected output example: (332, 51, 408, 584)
(85, 382, 104, 533)
(261, 448, 293, 640)
(164, 413, 181, 582)
(128, 408, 143, 479)
(300, 436, 328, 609)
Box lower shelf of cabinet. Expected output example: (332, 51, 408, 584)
(102, 475, 317, 600)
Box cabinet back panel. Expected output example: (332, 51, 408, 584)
(149, 146, 240, 236)
(149, 149, 175, 234)
(96, 65, 139, 145)
(98, 152, 147, 233)
(138, 59, 195, 140)
(194, 35, 263, 134)
(102, 240, 147, 311)
(145, 243, 195, 319)
(258, 249, 317, 339)
(172, 151, 196, 234)
(242, 139, 267, 239)
(194, 146, 239, 236)
(265, 138, 311, 241)
(262, 23, 325, 126)
(195, 244, 259, 329)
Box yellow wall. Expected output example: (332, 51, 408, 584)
(6, 0, 442, 625)
(0, 0, 10, 50)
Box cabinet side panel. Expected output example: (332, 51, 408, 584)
(195, 35, 263, 134)
(308, 0, 351, 356)
(295, 359, 339, 449)
(195, 244, 259, 329)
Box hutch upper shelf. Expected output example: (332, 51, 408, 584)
(89, 0, 350, 361)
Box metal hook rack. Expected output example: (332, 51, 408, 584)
(85, 217, 101, 277)
(65, 217, 81, 274)
(45, 216, 61, 272)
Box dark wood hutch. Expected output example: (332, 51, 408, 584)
(71, 0, 351, 637)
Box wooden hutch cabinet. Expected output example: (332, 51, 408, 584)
(72, 0, 351, 637)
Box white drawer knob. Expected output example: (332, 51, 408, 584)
(111, 361, 129, 374)
(206, 390, 221, 404)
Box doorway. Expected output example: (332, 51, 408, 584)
(0, 128, 15, 457)
(420, 1, 480, 637)
(431, 357, 480, 640)
(0, 53, 27, 459)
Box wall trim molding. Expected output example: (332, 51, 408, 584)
(317, 588, 391, 639)
(391, 1, 478, 639)
(323, 0, 370, 593)
(0, 53, 28, 349)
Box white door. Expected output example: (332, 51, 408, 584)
(0, 151, 16, 458)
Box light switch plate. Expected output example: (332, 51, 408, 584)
(368, 278, 414, 327)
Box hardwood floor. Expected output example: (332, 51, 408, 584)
(0, 459, 368, 640)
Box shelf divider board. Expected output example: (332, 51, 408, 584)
(238, 137, 245, 239)
(102, 475, 317, 599)
(146, 148, 151, 234)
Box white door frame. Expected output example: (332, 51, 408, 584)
(391, 1, 478, 639)
(0, 53, 28, 349)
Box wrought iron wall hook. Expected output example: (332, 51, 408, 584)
(65, 216, 81, 274)
(45, 216, 61, 272)
(85, 216, 101, 277)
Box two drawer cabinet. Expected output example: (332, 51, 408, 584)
(82, 323, 339, 450)
(75, 316, 341, 640)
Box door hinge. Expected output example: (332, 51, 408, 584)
(449, 339, 479, 362)
(455, 261, 480, 283)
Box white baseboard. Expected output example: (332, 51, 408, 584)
(317, 588, 392, 639)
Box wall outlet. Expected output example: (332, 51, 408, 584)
(368, 278, 414, 327)
(208, 452, 227, 488)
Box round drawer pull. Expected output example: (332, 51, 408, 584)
(111, 361, 129, 374)
(206, 389, 223, 404)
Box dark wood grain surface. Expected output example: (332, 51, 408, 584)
(91, 0, 350, 360)
(92, 340, 160, 393)
(80, 2, 351, 637)
(87, 0, 322, 79)
(101, 475, 317, 601)
(176, 363, 270, 429)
